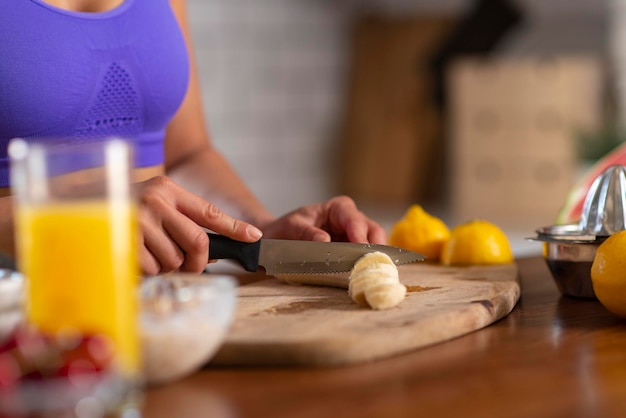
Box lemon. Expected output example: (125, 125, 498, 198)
(388, 205, 450, 261)
(591, 230, 626, 318)
(441, 219, 513, 266)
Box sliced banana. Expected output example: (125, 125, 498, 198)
(348, 251, 406, 310)
(350, 252, 398, 275)
(365, 283, 407, 310)
(348, 264, 398, 305)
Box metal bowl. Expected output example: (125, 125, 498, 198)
(533, 224, 604, 299)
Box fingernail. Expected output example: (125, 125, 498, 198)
(248, 226, 263, 240)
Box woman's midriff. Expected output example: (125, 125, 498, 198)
(38, 0, 126, 13)
(0, 164, 165, 198)
(132, 164, 165, 183)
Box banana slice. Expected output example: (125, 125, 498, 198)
(350, 252, 397, 275)
(348, 251, 406, 310)
(365, 283, 407, 310)
(348, 264, 398, 305)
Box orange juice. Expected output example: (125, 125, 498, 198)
(16, 200, 140, 376)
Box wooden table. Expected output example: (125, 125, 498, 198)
(140, 257, 626, 418)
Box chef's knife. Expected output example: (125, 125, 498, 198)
(207, 233, 424, 275)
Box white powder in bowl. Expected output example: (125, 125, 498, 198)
(139, 274, 236, 386)
(141, 316, 226, 385)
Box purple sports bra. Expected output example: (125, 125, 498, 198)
(0, 0, 190, 187)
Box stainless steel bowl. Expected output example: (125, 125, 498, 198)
(533, 224, 603, 299)
(537, 225, 603, 298)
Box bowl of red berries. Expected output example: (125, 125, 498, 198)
(0, 271, 238, 415)
(0, 269, 136, 417)
(0, 324, 133, 417)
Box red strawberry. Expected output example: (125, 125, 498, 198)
(0, 352, 21, 389)
(62, 335, 113, 370)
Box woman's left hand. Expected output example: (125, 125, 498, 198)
(261, 195, 387, 244)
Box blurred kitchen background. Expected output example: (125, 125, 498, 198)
(186, 0, 620, 257)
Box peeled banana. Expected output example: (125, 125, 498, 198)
(348, 251, 406, 310)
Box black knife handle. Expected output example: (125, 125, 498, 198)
(207, 233, 261, 272)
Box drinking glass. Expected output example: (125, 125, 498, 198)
(5, 138, 142, 417)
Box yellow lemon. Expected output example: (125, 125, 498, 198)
(591, 230, 626, 318)
(441, 219, 513, 266)
(388, 205, 450, 261)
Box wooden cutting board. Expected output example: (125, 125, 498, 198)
(211, 262, 520, 367)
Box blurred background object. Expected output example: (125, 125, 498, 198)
(446, 56, 602, 229)
(187, 0, 611, 256)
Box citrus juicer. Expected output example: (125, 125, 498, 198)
(531, 164, 626, 298)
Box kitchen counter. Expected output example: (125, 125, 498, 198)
(140, 257, 626, 418)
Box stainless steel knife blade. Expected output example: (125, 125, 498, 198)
(207, 233, 424, 275)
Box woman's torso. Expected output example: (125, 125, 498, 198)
(0, 0, 189, 190)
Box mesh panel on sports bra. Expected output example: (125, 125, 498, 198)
(74, 62, 143, 141)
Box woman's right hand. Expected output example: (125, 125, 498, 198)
(135, 176, 262, 275)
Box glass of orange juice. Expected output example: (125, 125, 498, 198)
(6, 138, 141, 416)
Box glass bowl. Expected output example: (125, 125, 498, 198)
(0, 322, 140, 417)
(0, 369, 137, 417)
(140, 274, 237, 385)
